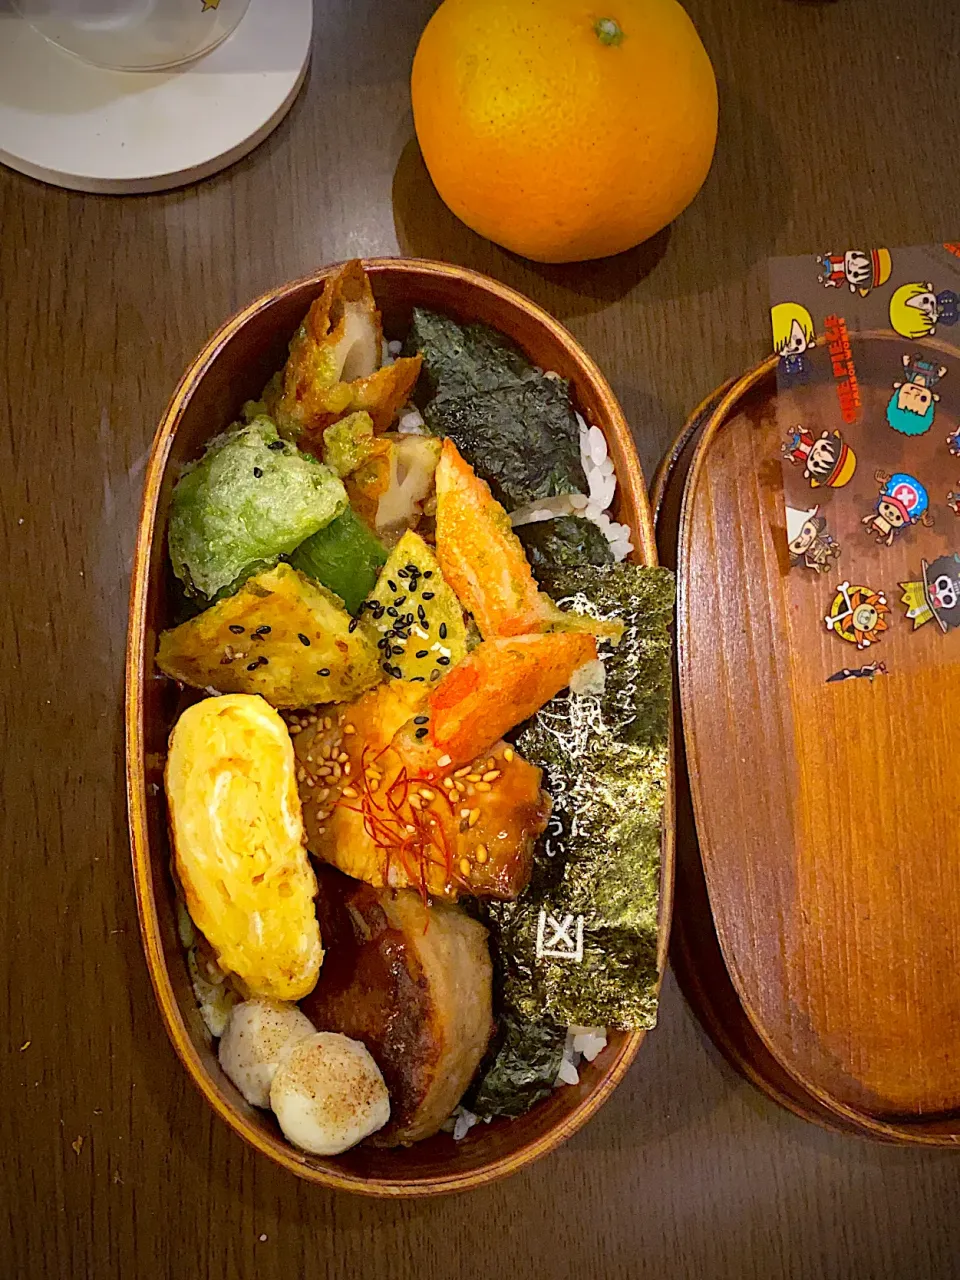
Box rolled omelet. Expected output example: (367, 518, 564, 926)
(166, 694, 323, 1001)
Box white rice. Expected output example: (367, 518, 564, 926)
(381, 338, 403, 367)
(553, 1026, 608, 1087)
(398, 405, 427, 435)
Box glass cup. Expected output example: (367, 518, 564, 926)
(14, 0, 252, 71)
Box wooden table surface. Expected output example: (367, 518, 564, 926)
(3, 1, 959, 1276)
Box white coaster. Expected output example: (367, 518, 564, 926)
(0, 0, 312, 194)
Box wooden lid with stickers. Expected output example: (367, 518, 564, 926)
(653, 331, 960, 1145)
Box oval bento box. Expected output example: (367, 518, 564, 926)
(125, 258, 674, 1195)
(653, 335, 960, 1146)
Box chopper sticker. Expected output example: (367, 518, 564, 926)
(772, 302, 816, 380)
(886, 354, 947, 436)
(948, 427, 960, 458)
(825, 582, 890, 648)
(786, 505, 841, 573)
(889, 282, 960, 338)
(861, 471, 932, 546)
(948, 487, 960, 516)
(817, 248, 892, 296)
(900, 554, 960, 632)
(782, 427, 857, 488)
(825, 661, 888, 683)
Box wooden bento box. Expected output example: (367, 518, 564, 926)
(125, 258, 674, 1195)
(653, 335, 960, 1145)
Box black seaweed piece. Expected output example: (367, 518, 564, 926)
(424, 374, 588, 511)
(516, 515, 614, 578)
(402, 307, 536, 406)
(466, 1013, 568, 1120)
(484, 563, 676, 1030)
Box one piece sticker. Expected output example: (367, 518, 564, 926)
(786, 504, 841, 572)
(825, 582, 890, 648)
(771, 302, 816, 381)
(826, 661, 888, 683)
(782, 426, 857, 488)
(886, 354, 947, 436)
(889, 282, 960, 338)
(899, 554, 960, 632)
(817, 248, 892, 296)
(861, 471, 932, 546)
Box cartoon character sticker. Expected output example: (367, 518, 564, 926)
(886, 354, 947, 436)
(825, 582, 890, 648)
(817, 248, 892, 296)
(861, 471, 933, 546)
(948, 487, 960, 516)
(889, 282, 960, 338)
(826, 661, 888, 683)
(786, 504, 841, 573)
(948, 426, 960, 457)
(900, 554, 960, 632)
(772, 302, 816, 379)
(782, 427, 858, 488)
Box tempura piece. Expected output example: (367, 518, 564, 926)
(268, 259, 422, 439)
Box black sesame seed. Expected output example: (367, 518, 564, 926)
(267, 440, 285, 451)
(416, 649, 428, 659)
(394, 596, 407, 607)
(398, 568, 409, 579)
(348, 617, 359, 632)
(387, 579, 398, 592)
(411, 676, 426, 682)
(418, 605, 427, 623)
(430, 669, 441, 681)
(414, 715, 429, 725)
(253, 467, 263, 478)
(392, 646, 404, 656)
(422, 591, 435, 601)
(415, 727, 429, 739)
(317, 668, 330, 677)
(439, 623, 447, 639)
(391, 665, 403, 678)
(423, 571, 433, 579)
(298, 633, 311, 646)
(377, 638, 388, 649)
(229, 625, 245, 635)
(247, 661, 260, 671)
(387, 607, 398, 618)
(437, 656, 451, 666)
(259, 656, 269, 666)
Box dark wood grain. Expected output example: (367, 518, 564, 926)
(3, 0, 960, 1276)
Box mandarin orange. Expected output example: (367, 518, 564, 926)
(411, 0, 718, 263)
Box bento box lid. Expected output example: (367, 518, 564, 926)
(654, 332, 960, 1144)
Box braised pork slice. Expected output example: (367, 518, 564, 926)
(300, 865, 493, 1146)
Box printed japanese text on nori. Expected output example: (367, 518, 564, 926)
(483, 563, 675, 1030)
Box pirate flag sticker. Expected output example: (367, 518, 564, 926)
(825, 582, 890, 648)
(861, 471, 933, 547)
(786, 504, 841, 573)
(899, 554, 960, 632)
(782, 427, 858, 489)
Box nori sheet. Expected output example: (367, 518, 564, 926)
(404, 308, 588, 511)
(516, 515, 614, 577)
(403, 307, 536, 406)
(466, 1013, 568, 1120)
(424, 375, 588, 511)
(482, 563, 675, 1030)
